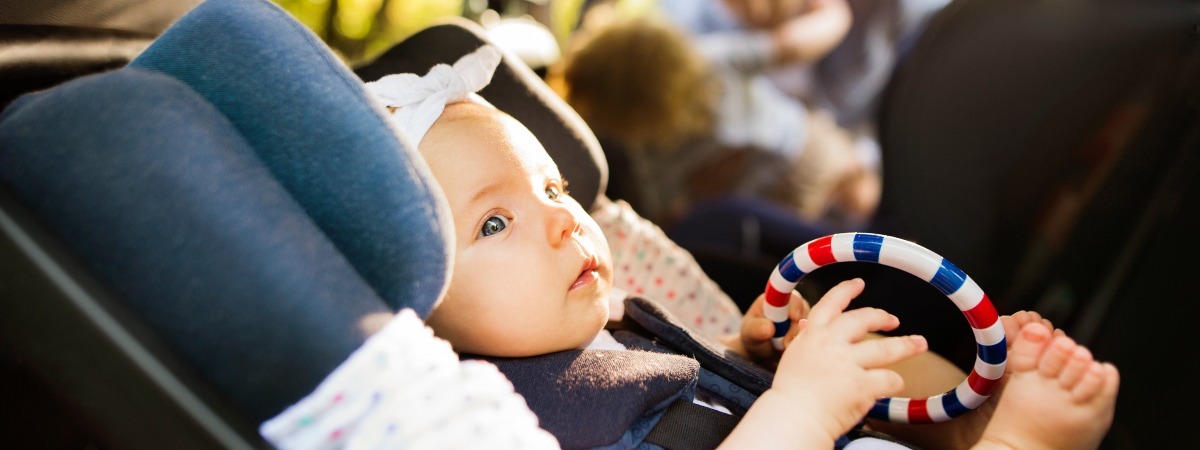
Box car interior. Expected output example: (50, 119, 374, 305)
(2, 0, 1197, 448)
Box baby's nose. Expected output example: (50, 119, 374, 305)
(546, 204, 581, 245)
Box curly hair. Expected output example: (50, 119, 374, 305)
(559, 15, 719, 154)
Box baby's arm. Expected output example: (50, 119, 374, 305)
(769, 0, 853, 65)
(719, 279, 928, 449)
(723, 0, 853, 65)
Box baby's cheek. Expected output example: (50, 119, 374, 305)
(581, 216, 610, 249)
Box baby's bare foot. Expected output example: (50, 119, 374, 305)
(973, 323, 1119, 450)
(1000, 311, 1063, 347)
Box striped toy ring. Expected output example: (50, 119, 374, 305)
(764, 233, 1006, 423)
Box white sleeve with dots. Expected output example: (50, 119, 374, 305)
(260, 309, 560, 450)
(592, 199, 743, 341)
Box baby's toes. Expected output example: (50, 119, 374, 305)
(1071, 363, 1107, 403)
(1002, 311, 1043, 346)
(1018, 310, 1045, 328)
(1009, 323, 1053, 372)
(1058, 346, 1093, 389)
(1000, 315, 1019, 344)
(1023, 310, 1061, 337)
(1101, 363, 1120, 398)
(1038, 335, 1077, 378)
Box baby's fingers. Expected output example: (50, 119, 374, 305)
(788, 291, 811, 322)
(853, 335, 928, 368)
(863, 368, 908, 399)
(782, 318, 808, 348)
(741, 316, 776, 343)
(828, 307, 900, 341)
(806, 278, 865, 325)
(740, 315, 783, 361)
(780, 292, 811, 347)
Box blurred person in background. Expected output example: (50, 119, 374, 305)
(555, 9, 878, 229)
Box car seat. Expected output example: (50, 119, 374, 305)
(0, 24, 154, 109)
(1, 0, 611, 446)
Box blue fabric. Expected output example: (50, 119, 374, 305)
(0, 68, 393, 421)
(622, 296, 775, 396)
(477, 349, 698, 449)
(614, 332, 757, 415)
(130, 0, 451, 317)
(595, 397, 671, 450)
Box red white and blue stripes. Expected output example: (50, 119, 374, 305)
(764, 233, 1006, 423)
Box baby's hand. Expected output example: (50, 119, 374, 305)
(731, 290, 810, 366)
(770, 278, 928, 441)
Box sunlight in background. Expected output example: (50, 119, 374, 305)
(274, 0, 656, 65)
(273, 0, 462, 64)
(336, 0, 384, 40)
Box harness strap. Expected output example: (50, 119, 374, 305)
(644, 400, 740, 450)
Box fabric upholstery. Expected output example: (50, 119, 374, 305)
(479, 349, 697, 448)
(0, 67, 392, 422)
(0, 24, 153, 109)
(130, 0, 452, 317)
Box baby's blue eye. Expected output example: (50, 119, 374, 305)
(546, 179, 569, 201)
(480, 215, 509, 237)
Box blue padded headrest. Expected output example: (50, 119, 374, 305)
(0, 68, 392, 422)
(130, 0, 452, 317)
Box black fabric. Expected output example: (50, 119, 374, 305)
(0, 0, 200, 35)
(353, 19, 608, 212)
(0, 25, 153, 109)
(644, 400, 740, 450)
(475, 349, 699, 449)
(622, 297, 774, 396)
(877, 0, 1195, 313)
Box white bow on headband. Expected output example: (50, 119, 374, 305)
(366, 45, 503, 146)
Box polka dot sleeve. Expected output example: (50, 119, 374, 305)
(260, 309, 559, 450)
(592, 199, 743, 340)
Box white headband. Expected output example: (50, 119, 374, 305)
(366, 45, 503, 146)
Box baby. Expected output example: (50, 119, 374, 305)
(372, 46, 1119, 450)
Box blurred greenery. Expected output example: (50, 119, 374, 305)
(272, 0, 463, 65)
(272, 0, 658, 66)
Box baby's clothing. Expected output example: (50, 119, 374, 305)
(474, 295, 771, 448)
(259, 309, 558, 449)
(477, 295, 915, 449)
(592, 199, 742, 341)
(585, 327, 735, 416)
(259, 303, 914, 449)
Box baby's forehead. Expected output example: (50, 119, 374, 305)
(433, 103, 559, 171)
(439, 101, 505, 124)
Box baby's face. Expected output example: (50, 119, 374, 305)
(419, 102, 612, 357)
